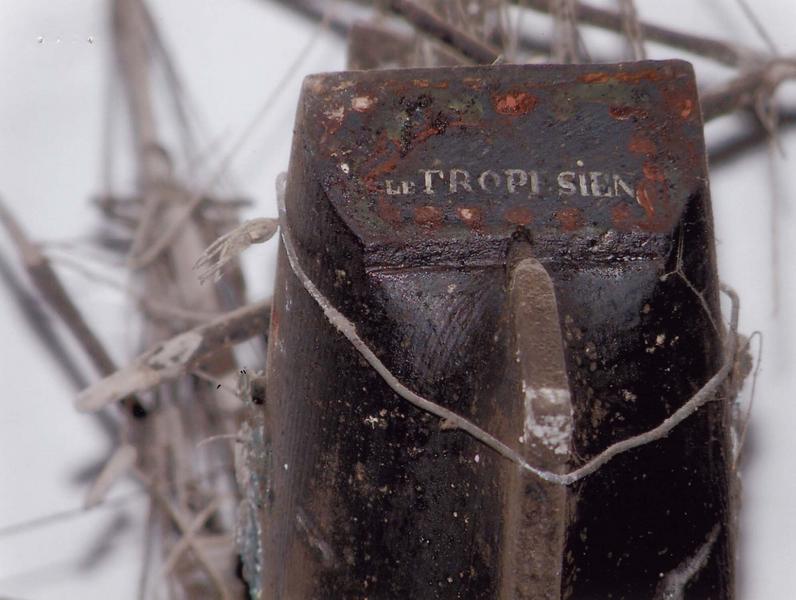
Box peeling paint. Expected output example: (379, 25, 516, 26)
(520, 385, 573, 455)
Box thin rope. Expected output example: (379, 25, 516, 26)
(619, 0, 646, 60)
(549, 0, 580, 64)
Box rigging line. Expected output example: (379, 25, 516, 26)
(618, 0, 646, 60)
(550, 0, 580, 64)
(733, 0, 779, 56)
(129, 0, 338, 270)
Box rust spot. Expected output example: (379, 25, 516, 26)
(581, 72, 610, 84)
(661, 84, 697, 120)
(463, 77, 486, 90)
(642, 161, 665, 182)
(413, 79, 448, 89)
(629, 134, 656, 155)
(555, 207, 584, 231)
(679, 98, 694, 118)
(609, 105, 648, 121)
(635, 181, 657, 218)
(615, 69, 668, 82)
(363, 154, 400, 190)
(581, 69, 668, 84)
(270, 302, 281, 340)
(504, 206, 534, 226)
(413, 125, 446, 145)
(377, 198, 402, 225)
(493, 91, 537, 115)
(456, 206, 483, 229)
(612, 203, 634, 230)
(414, 206, 444, 229)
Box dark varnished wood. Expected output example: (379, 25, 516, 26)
(257, 62, 733, 599)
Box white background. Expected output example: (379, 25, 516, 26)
(0, 1, 794, 597)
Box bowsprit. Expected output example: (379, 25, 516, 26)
(255, 61, 736, 600)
